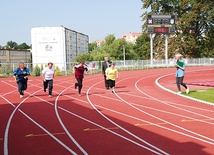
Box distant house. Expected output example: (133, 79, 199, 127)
(122, 32, 142, 44)
(93, 40, 105, 47)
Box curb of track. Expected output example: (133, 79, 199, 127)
(155, 73, 214, 107)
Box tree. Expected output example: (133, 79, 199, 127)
(75, 34, 143, 62)
(75, 52, 94, 62)
(89, 42, 97, 52)
(134, 33, 150, 60)
(17, 43, 30, 50)
(141, 0, 214, 58)
(105, 34, 116, 45)
(6, 41, 18, 49)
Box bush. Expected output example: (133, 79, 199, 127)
(55, 66, 62, 76)
(33, 65, 41, 76)
(41, 65, 44, 72)
(0, 67, 2, 74)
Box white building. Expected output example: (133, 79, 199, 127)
(31, 26, 89, 70)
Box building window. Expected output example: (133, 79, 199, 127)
(0, 59, 6, 63)
(0, 51, 6, 56)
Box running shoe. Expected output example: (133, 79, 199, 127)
(186, 88, 189, 94)
(78, 93, 81, 96)
(48, 95, 52, 98)
(20, 95, 23, 98)
(177, 91, 182, 94)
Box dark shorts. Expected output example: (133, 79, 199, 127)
(108, 80, 115, 88)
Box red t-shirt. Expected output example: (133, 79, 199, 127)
(74, 65, 88, 79)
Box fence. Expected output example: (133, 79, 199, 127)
(0, 58, 214, 77)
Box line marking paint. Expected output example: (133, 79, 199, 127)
(2, 83, 77, 155)
(181, 118, 214, 123)
(84, 118, 214, 131)
(54, 85, 88, 155)
(83, 127, 119, 131)
(86, 78, 169, 155)
(135, 122, 168, 126)
(135, 76, 214, 145)
(155, 68, 214, 106)
(25, 132, 65, 138)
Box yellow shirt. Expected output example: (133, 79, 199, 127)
(105, 68, 118, 80)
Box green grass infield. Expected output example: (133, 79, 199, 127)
(184, 88, 214, 104)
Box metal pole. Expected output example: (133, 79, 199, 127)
(123, 45, 125, 66)
(150, 33, 153, 66)
(165, 34, 168, 66)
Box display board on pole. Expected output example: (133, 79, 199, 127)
(147, 14, 176, 66)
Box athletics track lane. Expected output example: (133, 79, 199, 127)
(0, 66, 214, 155)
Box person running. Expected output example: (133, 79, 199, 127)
(73, 62, 89, 96)
(13, 62, 30, 98)
(175, 53, 189, 94)
(42, 62, 55, 97)
(102, 56, 111, 89)
(105, 63, 118, 94)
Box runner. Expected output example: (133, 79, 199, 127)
(42, 62, 55, 97)
(73, 62, 89, 96)
(175, 53, 189, 94)
(13, 62, 30, 98)
(105, 63, 118, 94)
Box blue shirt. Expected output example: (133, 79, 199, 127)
(13, 67, 30, 82)
(176, 60, 186, 77)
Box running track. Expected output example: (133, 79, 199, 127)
(0, 66, 214, 155)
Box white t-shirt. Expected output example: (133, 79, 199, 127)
(42, 67, 55, 80)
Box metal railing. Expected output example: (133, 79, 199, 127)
(0, 58, 213, 77)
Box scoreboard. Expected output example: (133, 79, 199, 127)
(147, 15, 176, 34)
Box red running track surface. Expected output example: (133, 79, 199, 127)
(0, 66, 214, 155)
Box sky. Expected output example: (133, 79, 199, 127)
(0, 0, 147, 45)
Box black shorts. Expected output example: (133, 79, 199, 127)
(108, 80, 115, 88)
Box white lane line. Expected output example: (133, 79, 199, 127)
(12, 81, 168, 155)
(94, 104, 214, 142)
(86, 81, 169, 155)
(130, 102, 214, 125)
(92, 91, 214, 126)
(0, 81, 37, 97)
(89, 73, 214, 125)
(54, 85, 88, 155)
(155, 69, 214, 106)
(163, 100, 214, 113)
(2, 82, 78, 155)
(134, 79, 214, 144)
(2, 75, 150, 154)
(115, 89, 214, 145)
(57, 106, 163, 155)
(87, 85, 214, 125)
(3, 89, 41, 155)
(2, 95, 77, 155)
(2, 78, 90, 153)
